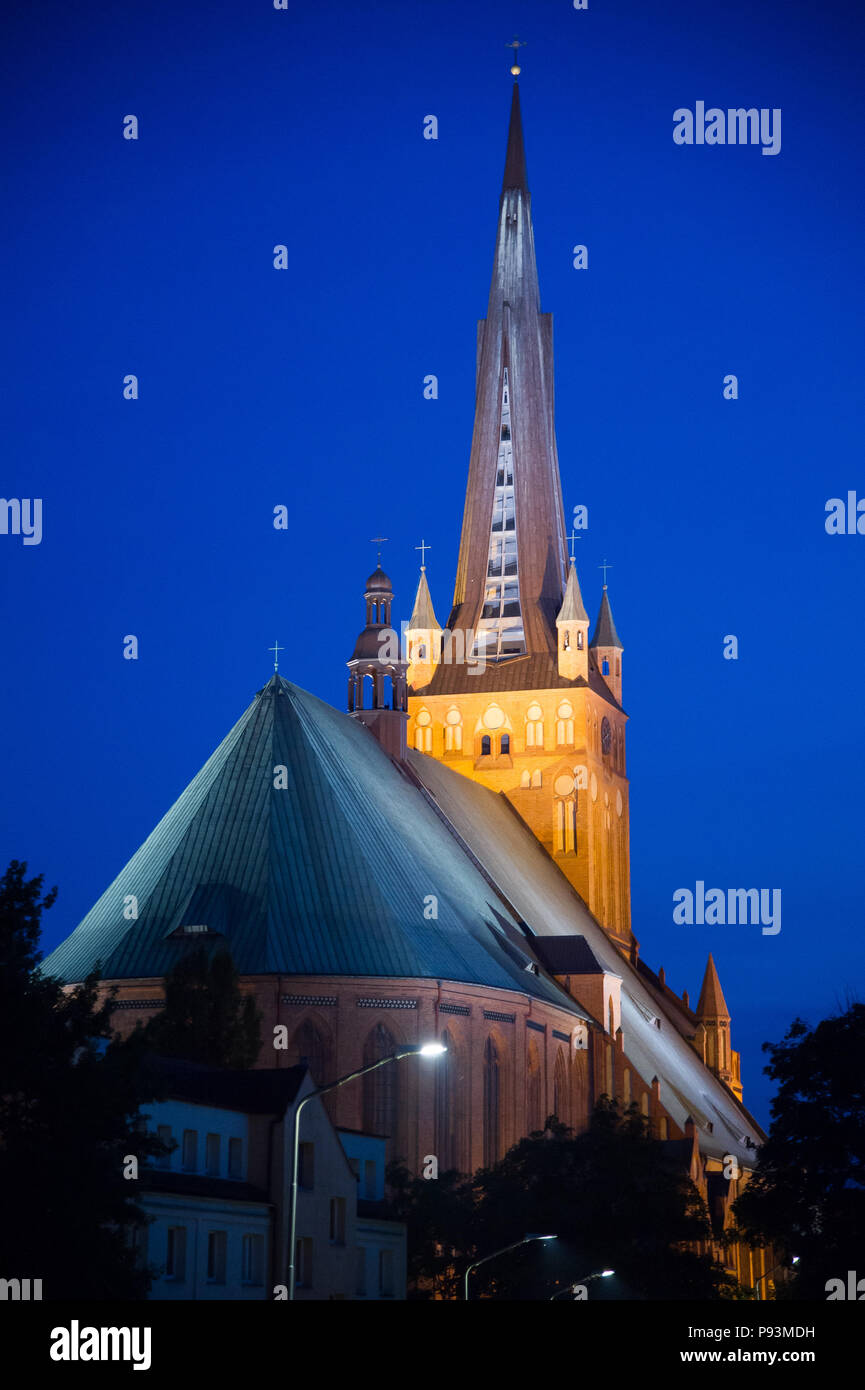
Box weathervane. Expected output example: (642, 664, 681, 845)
(268, 640, 284, 673)
(415, 538, 432, 570)
(506, 36, 525, 77)
(599, 559, 612, 588)
(370, 536, 389, 565)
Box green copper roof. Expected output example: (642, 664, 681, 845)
(42, 676, 581, 1014)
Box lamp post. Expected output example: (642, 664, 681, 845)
(753, 1255, 799, 1300)
(463, 1233, 557, 1300)
(550, 1269, 615, 1299)
(287, 1041, 446, 1300)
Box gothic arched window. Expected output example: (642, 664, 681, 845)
(290, 1020, 330, 1086)
(553, 1048, 570, 1126)
(434, 1029, 464, 1174)
(481, 735, 491, 756)
(483, 1037, 501, 1167)
(362, 1024, 399, 1152)
(526, 1042, 543, 1135)
(500, 733, 510, 755)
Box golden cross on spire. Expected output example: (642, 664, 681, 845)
(370, 536, 389, 565)
(506, 36, 526, 77)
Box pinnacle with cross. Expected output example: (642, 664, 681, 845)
(415, 538, 432, 570)
(506, 36, 526, 77)
(268, 640, 284, 673)
(599, 559, 612, 588)
(566, 528, 581, 565)
(370, 536, 389, 565)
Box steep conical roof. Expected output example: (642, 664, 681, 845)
(589, 588, 623, 649)
(42, 676, 581, 1013)
(408, 569, 440, 631)
(557, 563, 589, 624)
(502, 81, 528, 194)
(696, 954, 730, 1019)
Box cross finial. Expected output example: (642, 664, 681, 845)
(566, 527, 581, 565)
(599, 558, 612, 588)
(268, 640, 284, 673)
(415, 538, 432, 570)
(506, 36, 526, 77)
(370, 536, 389, 565)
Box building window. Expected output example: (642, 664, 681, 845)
(362, 1023, 400, 1156)
(526, 718, 544, 748)
(291, 1019, 331, 1087)
(364, 1159, 377, 1200)
(156, 1124, 173, 1169)
(165, 1226, 187, 1281)
(379, 1249, 395, 1298)
(295, 1238, 313, 1289)
(435, 1029, 464, 1174)
(555, 797, 576, 853)
(481, 735, 491, 756)
(483, 1037, 501, 1167)
(500, 733, 510, 755)
(531, 769, 542, 788)
(553, 1048, 571, 1126)
(526, 1043, 543, 1134)
(298, 1142, 314, 1189)
(205, 1133, 220, 1177)
(228, 1136, 243, 1179)
(577, 631, 584, 650)
(602, 658, 610, 676)
(330, 1197, 346, 1246)
(520, 769, 531, 788)
(182, 1130, 197, 1172)
(242, 1234, 264, 1286)
(556, 718, 574, 745)
(444, 723, 463, 752)
(356, 1248, 367, 1297)
(207, 1231, 227, 1285)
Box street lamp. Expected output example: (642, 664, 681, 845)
(753, 1255, 799, 1300)
(550, 1269, 615, 1299)
(287, 1042, 446, 1299)
(464, 1233, 557, 1300)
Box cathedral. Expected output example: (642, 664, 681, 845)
(44, 81, 769, 1291)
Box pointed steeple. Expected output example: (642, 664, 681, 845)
(693, 954, 743, 1102)
(408, 568, 439, 631)
(590, 588, 623, 650)
(443, 81, 569, 678)
(347, 567, 408, 760)
(558, 562, 589, 624)
(502, 81, 528, 194)
(406, 567, 442, 691)
(696, 954, 730, 1020)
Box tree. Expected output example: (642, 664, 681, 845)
(0, 860, 167, 1298)
(140, 946, 262, 1069)
(733, 1004, 865, 1299)
(387, 1100, 737, 1299)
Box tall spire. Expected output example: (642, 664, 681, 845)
(696, 954, 730, 1020)
(590, 588, 623, 650)
(446, 81, 569, 673)
(502, 82, 528, 194)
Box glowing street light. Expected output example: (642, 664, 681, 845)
(464, 1233, 557, 1300)
(287, 1041, 447, 1299)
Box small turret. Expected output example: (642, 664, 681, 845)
(556, 563, 589, 681)
(590, 586, 623, 703)
(693, 954, 743, 1102)
(347, 568, 408, 760)
(406, 567, 442, 690)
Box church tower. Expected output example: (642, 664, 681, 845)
(407, 80, 633, 954)
(347, 566, 408, 760)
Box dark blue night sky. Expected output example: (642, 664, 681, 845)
(3, 0, 864, 1124)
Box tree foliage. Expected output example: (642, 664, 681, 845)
(0, 860, 166, 1298)
(388, 1100, 737, 1299)
(733, 1004, 865, 1298)
(140, 945, 262, 1069)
